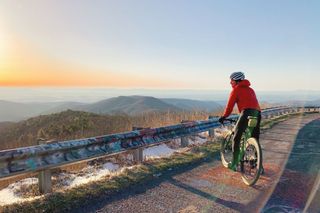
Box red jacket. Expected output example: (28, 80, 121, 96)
(223, 79, 260, 117)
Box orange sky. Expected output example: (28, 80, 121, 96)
(0, 37, 183, 88)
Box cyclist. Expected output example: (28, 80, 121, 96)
(218, 71, 262, 171)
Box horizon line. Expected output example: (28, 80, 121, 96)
(0, 86, 319, 92)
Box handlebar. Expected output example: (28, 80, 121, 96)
(220, 118, 237, 125)
(224, 118, 237, 123)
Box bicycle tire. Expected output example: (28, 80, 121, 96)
(240, 137, 262, 186)
(220, 131, 234, 168)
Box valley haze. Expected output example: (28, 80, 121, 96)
(0, 88, 319, 122)
(0, 87, 319, 103)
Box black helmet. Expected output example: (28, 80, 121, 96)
(230, 71, 245, 81)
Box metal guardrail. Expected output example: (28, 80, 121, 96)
(0, 106, 319, 193)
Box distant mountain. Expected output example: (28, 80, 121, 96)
(161, 98, 222, 112)
(42, 102, 87, 114)
(284, 100, 307, 107)
(305, 99, 320, 106)
(0, 96, 224, 122)
(0, 100, 62, 122)
(278, 99, 320, 107)
(43, 96, 182, 115)
(0, 97, 180, 121)
(84, 96, 181, 115)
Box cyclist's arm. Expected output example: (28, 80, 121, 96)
(222, 90, 237, 118)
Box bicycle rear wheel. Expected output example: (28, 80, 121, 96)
(240, 137, 262, 186)
(220, 131, 233, 168)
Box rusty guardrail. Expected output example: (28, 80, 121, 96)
(0, 106, 319, 193)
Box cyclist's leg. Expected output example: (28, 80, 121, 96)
(230, 110, 248, 169)
(252, 112, 264, 172)
(252, 112, 261, 140)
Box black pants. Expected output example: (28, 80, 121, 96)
(232, 109, 261, 153)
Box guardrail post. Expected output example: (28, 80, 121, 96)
(208, 116, 215, 138)
(181, 137, 189, 147)
(39, 169, 52, 194)
(37, 139, 52, 194)
(180, 120, 189, 147)
(132, 127, 144, 163)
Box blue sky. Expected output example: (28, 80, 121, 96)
(0, 0, 319, 90)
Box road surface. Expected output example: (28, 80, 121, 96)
(75, 113, 320, 213)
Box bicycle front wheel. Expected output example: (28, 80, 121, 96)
(220, 131, 233, 168)
(240, 137, 262, 186)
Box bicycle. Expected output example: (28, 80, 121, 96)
(220, 117, 263, 186)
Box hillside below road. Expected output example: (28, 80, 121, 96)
(76, 114, 320, 213)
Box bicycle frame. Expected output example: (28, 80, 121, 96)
(226, 116, 258, 164)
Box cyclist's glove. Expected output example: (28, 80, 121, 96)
(218, 116, 226, 124)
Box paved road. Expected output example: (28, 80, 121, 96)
(262, 115, 320, 212)
(81, 114, 320, 213)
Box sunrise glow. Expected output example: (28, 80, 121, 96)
(0, 25, 7, 69)
(0, 37, 182, 88)
(0, 1, 319, 90)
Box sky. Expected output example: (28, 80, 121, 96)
(0, 0, 319, 91)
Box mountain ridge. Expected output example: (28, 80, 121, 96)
(0, 96, 222, 122)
